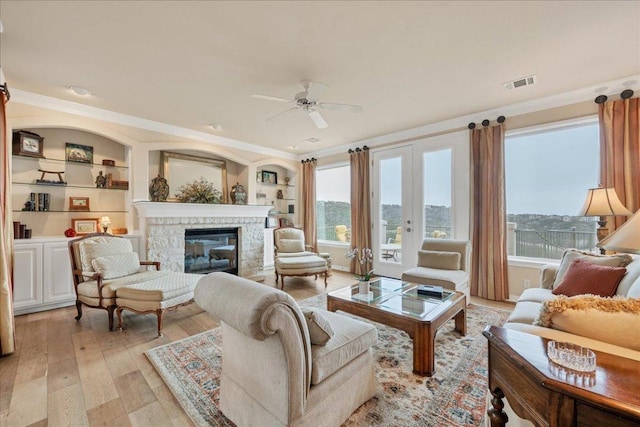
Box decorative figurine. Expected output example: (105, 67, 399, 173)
(284, 176, 290, 185)
(277, 189, 284, 199)
(95, 171, 107, 188)
(149, 175, 170, 202)
(230, 182, 247, 205)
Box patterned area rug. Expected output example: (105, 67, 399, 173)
(146, 295, 510, 427)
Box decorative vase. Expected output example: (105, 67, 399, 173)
(230, 182, 247, 205)
(358, 280, 370, 295)
(149, 175, 169, 202)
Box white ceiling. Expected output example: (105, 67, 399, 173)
(1, 1, 639, 155)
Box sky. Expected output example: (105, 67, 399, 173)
(316, 123, 600, 216)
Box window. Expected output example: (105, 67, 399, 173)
(505, 120, 599, 259)
(316, 164, 351, 243)
(423, 149, 452, 239)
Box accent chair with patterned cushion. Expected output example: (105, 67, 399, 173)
(194, 272, 378, 427)
(273, 227, 328, 289)
(69, 233, 202, 336)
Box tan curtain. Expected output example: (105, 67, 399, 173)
(599, 98, 640, 230)
(349, 147, 372, 276)
(0, 84, 15, 355)
(301, 159, 317, 252)
(469, 124, 509, 301)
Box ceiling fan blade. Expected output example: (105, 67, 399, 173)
(252, 94, 291, 103)
(318, 102, 363, 113)
(308, 110, 328, 129)
(266, 107, 299, 122)
(302, 80, 328, 102)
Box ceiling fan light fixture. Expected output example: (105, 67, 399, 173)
(69, 86, 91, 96)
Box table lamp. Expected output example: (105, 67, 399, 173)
(100, 216, 111, 233)
(597, 209, 640, 254)
(578, 187, 632, 253)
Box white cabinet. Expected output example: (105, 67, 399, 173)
(13, 243, 43, 310)
(13, 235, 141, 315)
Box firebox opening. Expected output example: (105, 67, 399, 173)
(184, 227, 239, 275)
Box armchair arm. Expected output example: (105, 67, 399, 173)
(72, 269, 107, 300)
(540, 264, 558, 289)
(140, 261, 161, 270)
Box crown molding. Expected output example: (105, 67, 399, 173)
(10, 89, 298, 160)
(306, 74, 640, 159)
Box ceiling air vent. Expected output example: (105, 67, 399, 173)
(504, 74, 537, 91)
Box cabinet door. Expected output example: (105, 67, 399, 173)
(263, 229, 275, 269)
(43, 242, 75, 304)
(13, 243, 43, 309)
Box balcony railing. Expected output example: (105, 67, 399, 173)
(513, 229, 597, 259)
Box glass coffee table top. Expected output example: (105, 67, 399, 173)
(329, 277, 455, 313)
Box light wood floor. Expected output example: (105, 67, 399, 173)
(0, 271, 513, 427)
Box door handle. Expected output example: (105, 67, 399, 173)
(406, 227, 412, 232)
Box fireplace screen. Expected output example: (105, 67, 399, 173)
(184, 228, 238, 275)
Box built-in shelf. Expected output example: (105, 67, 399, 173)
(13, 210, 128, 213)
(12, 155, 128, 170)
(12, 182, 128, 190)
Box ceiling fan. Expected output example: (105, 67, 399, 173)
(252, 80, 363, 129)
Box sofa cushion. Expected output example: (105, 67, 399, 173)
(277, 238, 305, 253)
(275, 255, 327, 270)
(77, 270, 170, 298)
(552, 249, 632, 289)
(302, 308, 334, 345)
(506, 300, 544, 324)
(628, 276, 640, 298)
(309, 310, 377, 385)
(516, 288, 556, 304)
(401, 267, 468, 291)
(92, 252, 141, 279)
(78, 236, 134, 272)
(534, 294, 640, 351)
(417, 250, 461, 270)
(552, 259, 626, 297)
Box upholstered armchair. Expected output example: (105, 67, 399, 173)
(273, 227, 328, 288)
(194, 272, 378, 427)
(68, 233, 201, 336)
(401, 238, 471, 301)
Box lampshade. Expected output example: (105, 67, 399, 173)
(100, 216, 111, 225)
(598, 209, 640, 254)
(577, 187, 632, 217)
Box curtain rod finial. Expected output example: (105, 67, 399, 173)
(595, 94, 608, 104)
(468, 123, 476, 129)
(482, 119, 490, 127)
(621, 89, 634, 99)
(497, 116, 505, 123)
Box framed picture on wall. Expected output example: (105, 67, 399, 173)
(65, 143, 94, 164)
(262, 170, 277, 184)
(71, 218, 99, 235)
(69, 197, 90, 211)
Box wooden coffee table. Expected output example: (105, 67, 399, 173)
(327, 278, 466, 376)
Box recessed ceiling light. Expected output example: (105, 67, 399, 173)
(69, 86, 91, 96)
(208, 123, 223, 131)
(288, 145, 298, 150)
(305, 137, 321, 144)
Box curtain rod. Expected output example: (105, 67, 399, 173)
(468, 116, 505, 130)
(301, 158, 316, 164)
(348, 145, 368, 154)
(595, 89, 635, 104)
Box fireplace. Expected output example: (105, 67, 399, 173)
(185, 227, 238, 275)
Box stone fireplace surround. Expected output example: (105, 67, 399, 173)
(133, 202, 272, 280)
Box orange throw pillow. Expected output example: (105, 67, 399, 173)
(552, 258, 627, 297)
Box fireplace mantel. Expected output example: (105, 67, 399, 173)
(133, 202, 272, 219)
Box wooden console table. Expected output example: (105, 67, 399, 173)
(483, 325, 640, 427)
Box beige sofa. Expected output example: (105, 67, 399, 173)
(194, 272, 378, 427)
(488, 251, 640, 426)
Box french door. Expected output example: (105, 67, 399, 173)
(372, 146, 414, 278)
(371, 134, 463, 279)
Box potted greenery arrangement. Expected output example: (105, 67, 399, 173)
(345, 247, 374, 296)
(174, 177, 222, 204)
